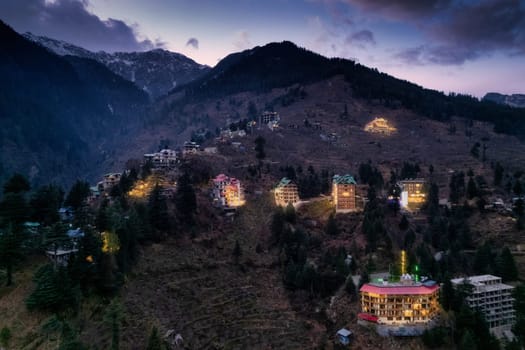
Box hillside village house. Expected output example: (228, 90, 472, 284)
(97, 173, 122, 192)
(398, 179, 426, 209)
(144, 148, 177, 168)
(364, 117, 397, 135)
(332, 174, 357, 212)
(183, 141, 200, 155)
(274, 177, 300, 207)
(359, 277, 440, 334)
(259, 111, 280, 128)
(212, 174, 245, 208)
(451, 275, 515, 338)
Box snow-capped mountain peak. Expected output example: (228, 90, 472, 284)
(24, 33, 210, 99)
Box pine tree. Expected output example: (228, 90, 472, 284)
(496, 247, 518, 282)
(345, 276, 357, 300)
(103, 299, 124, 350)
(284, 203, 296, 224)
(270, 207, 285, 245)
(174, 173, 197, 226)
(254, 136, 266, 160)
(26, 264, 79, 312)
(0, 225, 23, 286)
(146, 327, 162, 350)
(325, 213, 338, 236)
(467, 177, 478, 199)
(494, 162, 504, 186)
(233, 240, 242, 265)
(3, 173, 30, 194)
(399, 215, 409, 230)
(148, 184, 170, 237)
(30, 184, 63, 226)
(65, 180, 91, 211)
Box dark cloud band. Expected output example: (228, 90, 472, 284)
(0, 0, 164, 52)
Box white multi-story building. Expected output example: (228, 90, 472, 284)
(451, 275, 515, 335)
(144, 149, 177, 168)
(212, 174, 245, 208)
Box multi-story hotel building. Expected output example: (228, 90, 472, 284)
(451, 275, 515, 335)
(332, 174, 357, 212)
(212, 174, 245, 208)
(359, 278, 440, 326)
(274, 178, 300, 207)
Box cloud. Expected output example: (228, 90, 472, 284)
(345, 29, 376, 48)
(233, 30, 252, 50)
(395, 45, 479, 66)
(342, 0, 452, 20)
(340, 0, 525, 65)
(186, 37, 199, 49)
(0, 0, 164, 52)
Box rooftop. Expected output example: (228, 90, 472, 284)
(333, 174, 357, 185)
(399, 178, 426, 184)
(360, 281, 439, 295)
(276, 177, 295, 188)
(451, 275, 514, 290)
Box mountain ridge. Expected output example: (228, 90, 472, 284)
(483, 92, 525, 108)
(24, 32, 210, 99)
(0, 21, 149, 187)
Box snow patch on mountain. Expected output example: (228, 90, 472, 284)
(24, 33, 210, 99)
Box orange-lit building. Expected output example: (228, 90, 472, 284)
(332, 174, 357, 212)
(359, 279, 440, 326)
(212, 174, 245, 208)
(274, 178, 300, 207)
(398, 179, 426, 209)
(364, 117, 397, 135)
(144, 149, 177, 168)
(97, 173, 122, 192)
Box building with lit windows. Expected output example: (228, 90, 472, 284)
(359, 278, 440, 327)
(398, 179, 426, 210)
(451, 275, 515, 337)
(259, 111, 280, 126)
(144, 149, 177, 168)
(212, 174, 245, 208)
(274, 178, 300, 207)
(364, 117, 397, 134)
(332, 174, 357, 212)
(97, 173, 122, 192)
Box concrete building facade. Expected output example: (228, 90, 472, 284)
(451, 275, 515, 335)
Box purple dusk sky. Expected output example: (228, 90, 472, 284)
(1, 0, 524, 98)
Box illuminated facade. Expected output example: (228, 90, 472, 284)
(212, 174, 245, 208)
(332, 174, 357, 212)
(259, 111, 280, 126)
(398, 179, 426, 209)
(364, 117, 397, 134)
(98, 173, 122, 192)
(144, 149, 177, 168)
(359, 280, 440, 325)
(183, 141, 200, 155)
(274, 177, 300, 207)
(451, 275, 515, 334)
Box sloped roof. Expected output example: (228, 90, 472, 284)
(276, 177, 296, 188)
(360, 283, 439, 295)
(333, 174, 357, 185)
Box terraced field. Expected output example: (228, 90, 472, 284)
(120, 199, 324, 349)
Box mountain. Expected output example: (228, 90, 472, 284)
(0, 21, 149, 187)
(168, 41, 525, 139)
(483, 92, 525, 108)
(24, 33, 210, 99)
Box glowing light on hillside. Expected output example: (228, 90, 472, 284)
(128, 178, 153, 198)
(364, 117, 396, 135)
(401, 250, 407, 275)
(101, 231, 120, 254)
